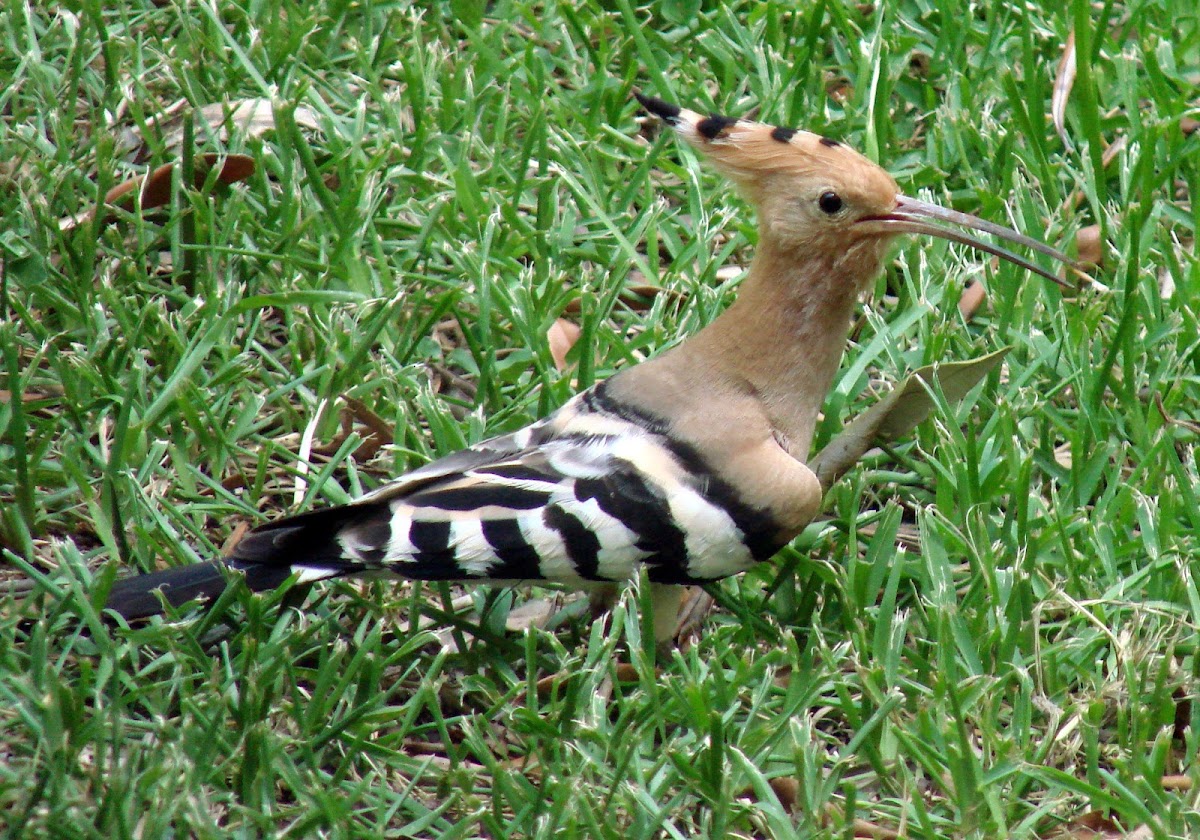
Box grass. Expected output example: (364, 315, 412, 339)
(2, 0, 1199, 836)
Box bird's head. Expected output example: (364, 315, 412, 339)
(635, 92, 1080, 289)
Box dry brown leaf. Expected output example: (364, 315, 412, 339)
(0, 388, 62, 404)
(127, 154, 254, 210)
(1075, 224, 1104, 268)
(848, 817, 901, 839)
(1048, 810, 1124, 839)
(220, 521, 251, 556)
(856, 519, 921, 550)
(142, 99, 320, 154)
(673, 586, 715, 643)
(1059, 136, 1124, 216)
(196, 100, 319, 143)
(547, 318, 581, 371)
(534, 672, 562, 697)
(345, 397, 394, 442)
(534, 661, 642, 698)
(614, 662, 641, 682)
(59, 153, 255, 231)
(403, 739, 451, 757)
(339, 395, 395, 460)
(501, 753, 540, 779)
(509, 600, 559, 634)
(427, 363, 477, 415)
(311, 403, 391, 461)
(768, 777, 799, 813)
(1052, 30, 1077, 145)
(908, 51, 931, 78)
(1172, 685, 1193, 739)
(825, 74, 854, 104)
(562, 284, 680, 315)
(1101, 135, 1127, 167)
(739, 788, 901, 838)
(958, 279, 987, 321)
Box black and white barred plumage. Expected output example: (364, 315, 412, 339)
(105, 381, 785, 621)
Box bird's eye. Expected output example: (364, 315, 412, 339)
(818, 190, 844, 215)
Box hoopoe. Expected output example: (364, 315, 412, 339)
(104, 93, 1079, 639)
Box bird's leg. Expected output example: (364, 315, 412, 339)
(650, 583, 687, 645)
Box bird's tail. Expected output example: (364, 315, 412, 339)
(103, 559, 297, 622)
(102, 505, 383, 621)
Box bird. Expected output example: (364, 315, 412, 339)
(104, 92, 1080, 640)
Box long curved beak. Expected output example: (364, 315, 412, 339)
(862, 195, 1086, 289)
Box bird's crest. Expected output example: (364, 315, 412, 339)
(634, 92, 898, 209)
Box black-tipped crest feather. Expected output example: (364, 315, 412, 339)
(634, 91, 681, 124)
(696, 113, 738, 140)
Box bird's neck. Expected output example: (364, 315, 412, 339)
(611, 237, 864, 462)
(698, 238, 863, 455)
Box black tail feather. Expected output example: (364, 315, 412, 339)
(103, 560, 294, 622)
(103, 504, 385, 622)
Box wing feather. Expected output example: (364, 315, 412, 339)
(230, 389, 759, 586)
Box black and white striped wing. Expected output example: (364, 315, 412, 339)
(231, 391, 769, 586)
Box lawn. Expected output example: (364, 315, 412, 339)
(2, 0, 1199, 836)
